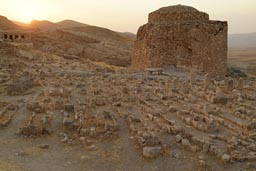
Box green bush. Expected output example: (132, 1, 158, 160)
(227, 67, 247, 78)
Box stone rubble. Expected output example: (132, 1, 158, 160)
(0, 14, 255, 170)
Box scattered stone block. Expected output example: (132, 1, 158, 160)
(181, 139, 190, 146)
(142, 146, 162, 158)
(139, 132, 161, 147)
(145, 68, 163, 75)
(64, 104, 74, 113)
(236, 78, 244, 90)
(190, 69, 197, 85)
(39, 144, 50, 149)
(176, 134, 182, 143)
(227, 79, 234, 92)
(221, 153, 231, 162)
(204, 74, 211, 91)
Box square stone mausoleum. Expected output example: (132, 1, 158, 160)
(132, 5, 228, 76)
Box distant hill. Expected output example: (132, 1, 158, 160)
(0, 15, 134, 66)
(65, 26, 132, 42)
(229, 33, 256, 49)
(31, 25, 135, 66)
(13, 19, 89, 31)
(118, 32, 136, 41)
(57, 20, 89, 28)
(0, 15, 20, 30)
(12, 21, 29, 27)
(30, 20, 60, 31)
(28, 19, 92, 31)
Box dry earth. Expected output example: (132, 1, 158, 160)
(0, 42, 256, 171)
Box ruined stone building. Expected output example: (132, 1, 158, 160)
(132, 5, 228, 76)
(0, 30, 31, 42)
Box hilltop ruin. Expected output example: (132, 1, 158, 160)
(0, 30, 31, 42)
(132, 5, 228, 76)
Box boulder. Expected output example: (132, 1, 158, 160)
(142, 146, 162, 158)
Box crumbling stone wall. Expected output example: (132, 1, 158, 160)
(132, 5, 228, 76)
(0, 31, 31, 42)
(7, 77, 33, 95)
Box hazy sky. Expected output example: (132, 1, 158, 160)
(0, 0, 256, 34)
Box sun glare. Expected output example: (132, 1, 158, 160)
(21, 10, 34, 24)
(15, 1, 38, 24)
(4, 0, 46, 24)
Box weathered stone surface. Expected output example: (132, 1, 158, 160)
(7, 77, 33, 95)
(190, 69, 197, 84)
(182, 139, 191, 146)
(64, 104, 75, 113)
(237, 78, 244, 90)
(63, 116, 74, 130)
(39, 144, 50, 149)
(132, 5, 228, 76)
(94, 98, 106, 106)
(213, 87, 228, 105)
(221, 153, 231, 162)
(227, 79, 234, 92)
(139, 132, 161, 147)
(16, 125, 42, 136)
(204, 74, 211, 91)
(176, 134, 182, 143)
(142, 146, 162, 158)
(247, 122, 256, 131)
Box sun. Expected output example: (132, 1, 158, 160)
(22, 10, 34, 24)
(17, 3, 38, 24)
(7, 0, 43, 24)
(3, 0, 52, 24)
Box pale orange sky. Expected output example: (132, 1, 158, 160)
(0, 0, 256, 34)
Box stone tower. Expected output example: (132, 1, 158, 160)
(132, 5, 228, 76)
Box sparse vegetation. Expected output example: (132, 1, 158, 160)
(227, 67, 247, 77)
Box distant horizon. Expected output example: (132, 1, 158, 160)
(1, 0, 256, 34)
(7, 17, 256, 35)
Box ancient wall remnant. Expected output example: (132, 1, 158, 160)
(132, 5, 228, 76)
(7, 77, 33, 96)
(0, 30, 31, 42)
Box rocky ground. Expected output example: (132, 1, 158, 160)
(0, 43, 256, 171)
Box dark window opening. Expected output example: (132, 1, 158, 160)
(9, 35, 13, 41)
(21, 35, 25, 39)
(4, 34, 8, 39)
(15, 35, 19, 39)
